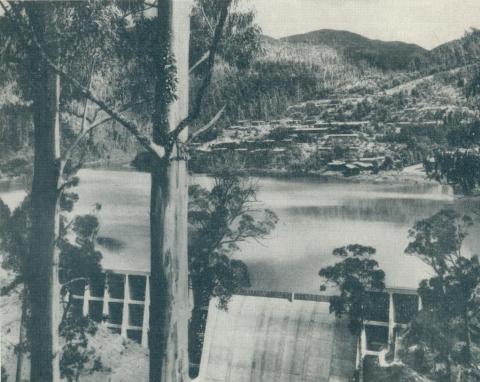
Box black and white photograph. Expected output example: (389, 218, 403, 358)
(1, 1, 480, 381)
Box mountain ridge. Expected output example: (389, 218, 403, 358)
(272, 29, 427, 71)
(279, 29, 426, 50)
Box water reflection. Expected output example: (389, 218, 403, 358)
(1, 170, 479, 295)
(233, 176, 479, 292)
(282, 197, 453, 224)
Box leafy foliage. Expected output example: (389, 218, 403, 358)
(58, 213, 103, 291)
(426, 149, 480, 195)
(466, 67, 480, 100)
(190, 0, 263, 71)
(402, 209, 480, 381)
(187, 170, 278, 374)
(1, 1, 127, 103)
(319, 244, 385, 335)
(446, 121, 480, 148)
(0, 183, 103, 381)
(425, 29, 480, 73)
(406, 209, 473, 275)
(59, 312, 110, 382)
(0, 196, 30, 277)
(188, 171, 278, 308)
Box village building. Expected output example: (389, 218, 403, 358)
(324, 134, 360, 145)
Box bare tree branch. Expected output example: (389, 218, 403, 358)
(62, 100, 146, 163)
(189, 50, 209, 74)
(80, 56, 97, 134)
(190, 105, 225, 140)
(169, 0, 232, 140)
(61, 57, 98, 162)
(0, 35, 12, 56)
(144, 0, 158, 8)
(62, 115, 113, 162)
(0, 275, 23, 296)
(60, 293, 73, 325)
(60, 277, 89, 291)
(51, 60, 166, 158)
(121, 1, 157, 20)
(199, 4, 214, 36)
(64, 105, 95, 124)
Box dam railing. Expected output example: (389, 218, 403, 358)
(71, 269, 420, 352)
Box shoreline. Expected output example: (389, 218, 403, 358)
(85, 163, 435, 186)
(0, 162, 445, 195)
(83, 161, 440, 187)
(192, 164, 438, 186)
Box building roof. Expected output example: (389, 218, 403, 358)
(198, 294, 357, 382)
(352, 162, 374, 169)
(325, 134, 359, 138)
(294, 127, 329, 133)
(327, 161, 347, 167)
(359, 156, 385, 163)
(345, 164, 359, 170)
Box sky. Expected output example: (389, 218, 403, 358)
(239, 0, 480, 49)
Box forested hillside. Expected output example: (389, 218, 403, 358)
(417, 28, 480, 72)
(2, 23, 480, 174)
(281, 29, 428, 71)
(191, 32, 427, 140)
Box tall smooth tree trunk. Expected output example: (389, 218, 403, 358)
(149, 1, 192, 381)
(26, 4, 61, 381)
(15, 287, 27, 382)
(188, 281, 209, 377)
(463, 308, 472, 364)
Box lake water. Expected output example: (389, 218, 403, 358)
(2, 169, 480, 293)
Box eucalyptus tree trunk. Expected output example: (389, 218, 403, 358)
(26, 4, 61, 381)
(149, 1, 192, 381)
(15, 287, 27, 382)
(463, 307, 472, 364)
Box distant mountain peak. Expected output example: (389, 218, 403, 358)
(279, 29, 428, 71)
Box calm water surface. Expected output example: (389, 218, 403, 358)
(2, 169, 479, 293)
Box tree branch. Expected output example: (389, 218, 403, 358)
(62, 100, 145, 163)
(62, 115, 114, 162)
(60, 293, 73, 324)
(190, 105, 225, 140)
(3, 4, 166, 160)
(169, 0, 231, 140)
(189, 50, 209, 74)
(199, 4, 214, 36)
(144, 0, 158, 8)
(0, 35, 12, 56)
(81, 56, 96, 132)
(61, 58, 98, 162)
(52, 61, 165, 158)
(60, 277, 89, 291)
(0, 275, 23, 296)
(64, 105, 95, 124)
(121, 1, 157, 20)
